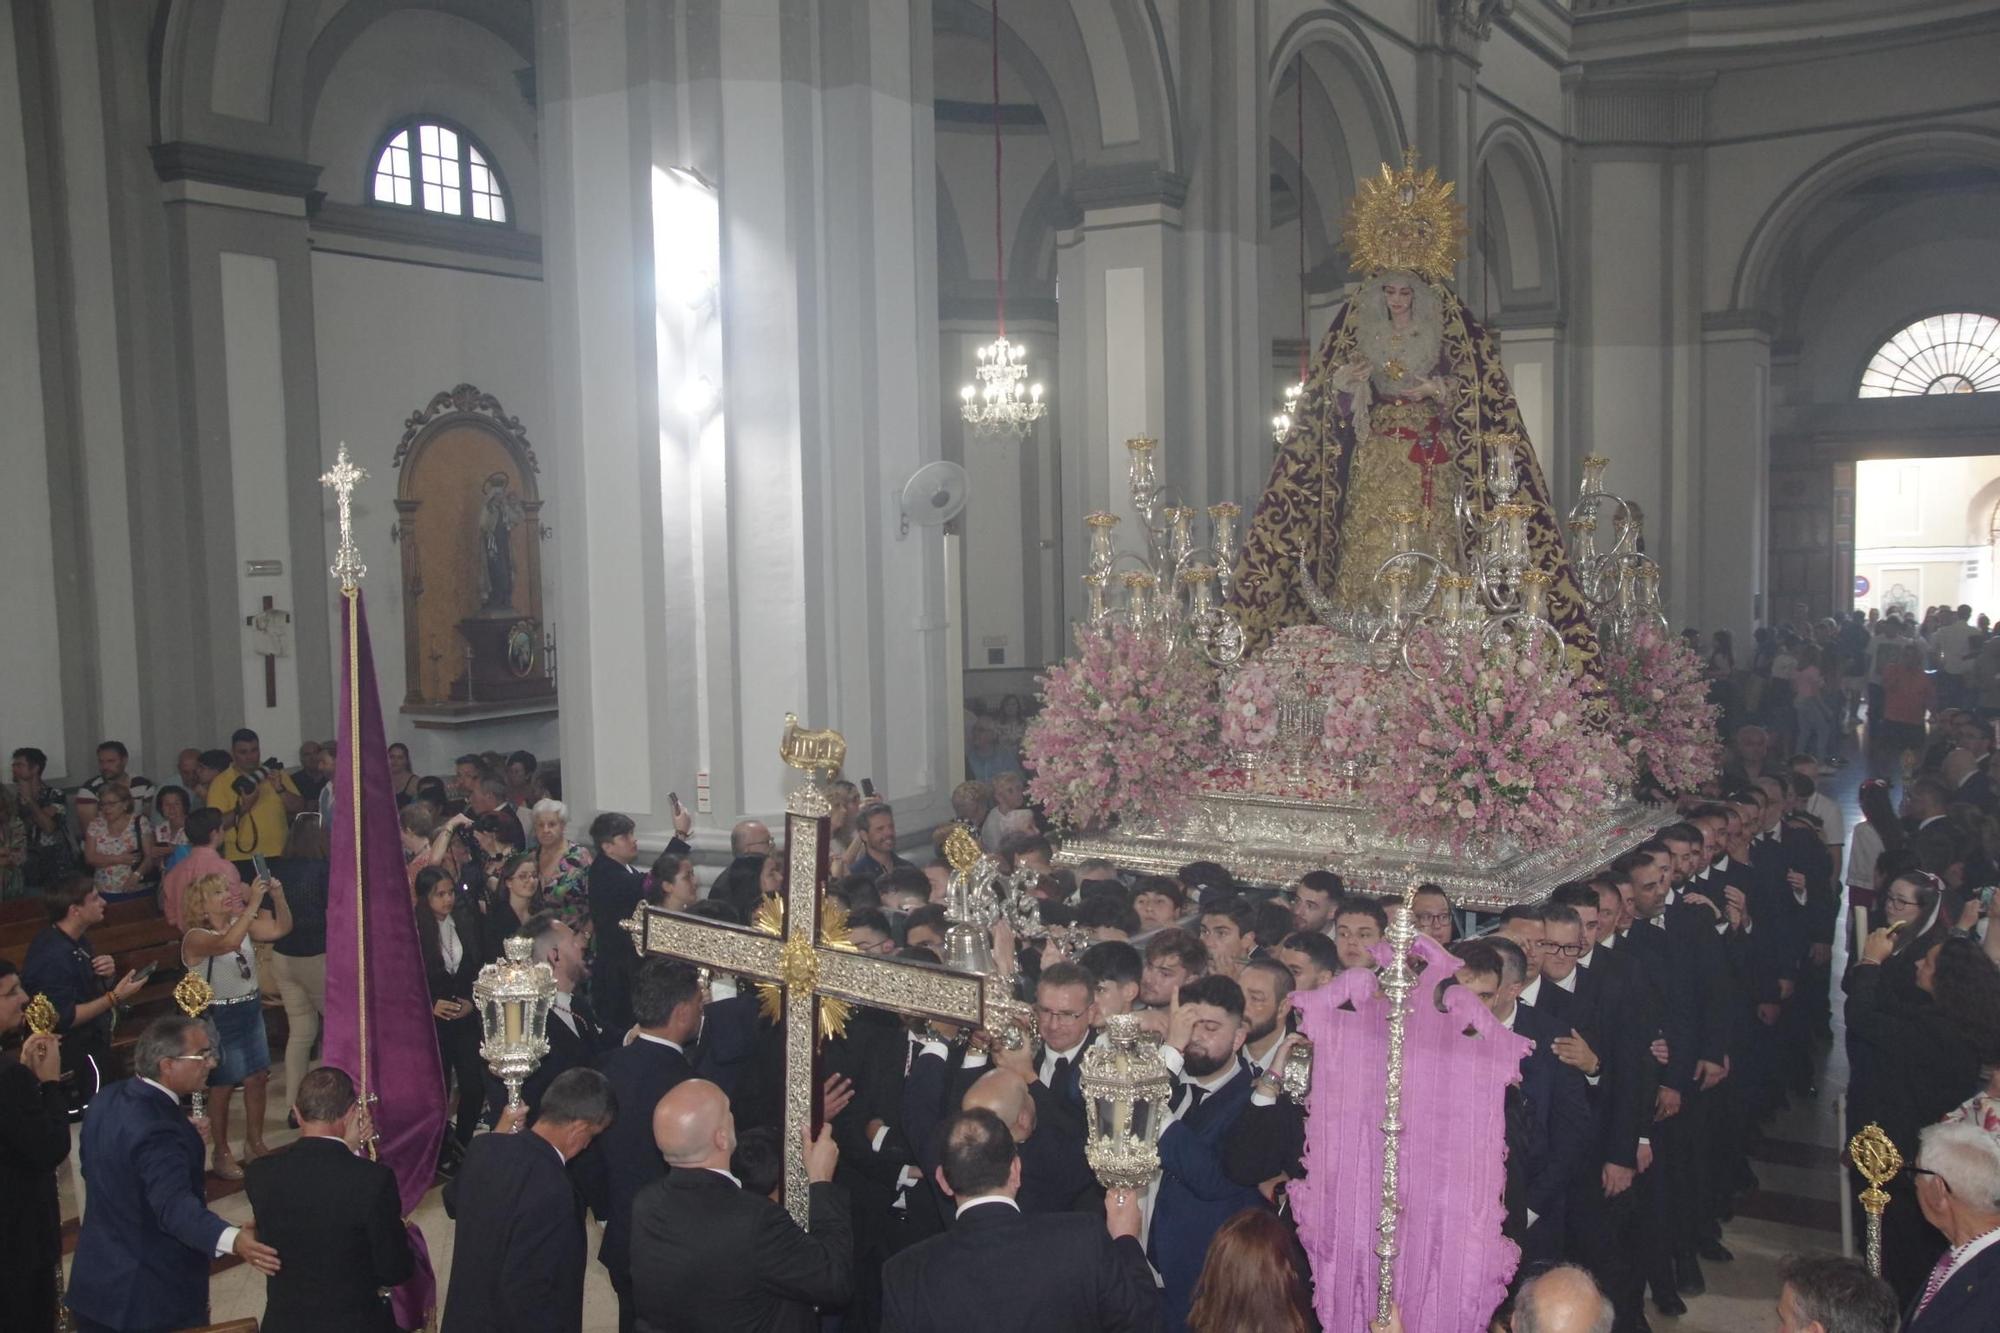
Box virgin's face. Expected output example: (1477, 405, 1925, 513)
(1383, 282, 1415, 317)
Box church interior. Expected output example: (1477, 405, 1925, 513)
(6, 1, 2000, 1330)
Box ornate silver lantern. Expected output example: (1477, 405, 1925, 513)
(474, 935, 557, 1118)
(1079, 1013, 1176, 1191)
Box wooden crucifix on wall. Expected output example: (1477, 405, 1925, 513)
(246, 596, 292, 708)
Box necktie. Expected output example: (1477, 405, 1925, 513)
(1187, 1084, 1209, 1114)
(1915, 1249, 1955, 1317)
(1051, 1055, 1072, 1090)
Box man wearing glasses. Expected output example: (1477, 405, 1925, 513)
(67, 1014, 280, 1331)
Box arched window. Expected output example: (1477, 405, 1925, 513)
(1858, 312, 2000, 398)
(370, 121, 508, 223)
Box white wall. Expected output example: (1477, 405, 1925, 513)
(0, 9, 65, 764)
(309, 249, 553, 775)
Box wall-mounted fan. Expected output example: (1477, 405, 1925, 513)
(897, 460, 970, 539)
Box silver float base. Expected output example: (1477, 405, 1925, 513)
(1058, 787, 1670, 910)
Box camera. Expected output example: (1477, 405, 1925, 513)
(232, 773, 259, 798)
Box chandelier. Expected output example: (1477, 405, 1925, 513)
(959, 0, 1046, 438)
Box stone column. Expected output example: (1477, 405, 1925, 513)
(1699, 318, 1773, 642)
(1054, 187, 1185, 628)
(542, 0, 954, 847)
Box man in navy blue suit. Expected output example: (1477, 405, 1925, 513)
(1905, 1120, 2000, 1332)
(68, 1015, 282, 1332)
(1149, 974, 1265, 1333)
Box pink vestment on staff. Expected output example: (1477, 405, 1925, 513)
(1289, 933, 1531, 1333)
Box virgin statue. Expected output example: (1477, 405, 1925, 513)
(1228, 153, 1600, 676)
(477, 470, 523, 613)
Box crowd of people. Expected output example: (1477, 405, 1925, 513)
(1691, 602, 2000, 771)
(5, 707, 2000, 1332)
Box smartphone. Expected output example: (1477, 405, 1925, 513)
(1981, 885, 1997, 909)
(251, 852, 271, 883)
(860, 778, 877, 799)
(131, 960, 159, 984)
(669, 792, 682, 813)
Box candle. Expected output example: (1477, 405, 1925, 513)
(504, 999, 522, 1045)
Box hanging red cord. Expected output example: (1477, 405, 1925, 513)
(992, 0, 1006, 339)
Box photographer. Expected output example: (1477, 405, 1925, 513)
(205, 728, 305, 881)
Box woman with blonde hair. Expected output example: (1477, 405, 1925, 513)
(181, 870, 291, 1177)
(1186, 1208, 1315, 1333)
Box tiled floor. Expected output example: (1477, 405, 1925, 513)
(63, 733, 1876, 1331)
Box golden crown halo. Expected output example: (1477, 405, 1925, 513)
(1340, 148, 1468, 286)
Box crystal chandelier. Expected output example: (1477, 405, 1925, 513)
(961, 336, 1044, 436)
(959, 0, 1046, 438)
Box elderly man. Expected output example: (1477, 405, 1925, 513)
(731, 818, 775, 858)
(1510, 1264, 1614, 1333)
(1722, 724, 1773, 788)
(629, 1079, 850, 1331)
(1905, 1120, 2000, 1329)
(68, 1015, 281, 1331)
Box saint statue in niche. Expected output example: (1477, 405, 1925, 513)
(477, 471, 524, 612)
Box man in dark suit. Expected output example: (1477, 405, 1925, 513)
(489, 913, 613, 1119)
(1775, 1255, 1899, 1333)
(0, 958, 71, 1333)
(67, 1015, 281, 1332)
(629, 1077, 853, 1332)
(244, 1067, 413, 1332)
(443, 1067, 616, 1333)
(1905, 1120, 2000, 1332)
(585, 958, 702, 1333)
(1453, 938, 1591, 1271)
(881, 1106, 1158, 1332)
(1149, 975, 1265, 1333)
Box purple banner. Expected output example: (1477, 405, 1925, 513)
(324, 589, 448, 1328)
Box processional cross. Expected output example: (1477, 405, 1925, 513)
(626, 716, 1016, 1227)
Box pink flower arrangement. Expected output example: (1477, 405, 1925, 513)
(1599, 623, 1722, 795)
(1022, 625, 1221, 831)
(1318, 663, 1384, 766)
(1220, 662, 1282, 751)
(1366, 629, 1633, 852)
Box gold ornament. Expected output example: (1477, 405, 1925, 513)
(943, 823, 983, 873)
(756, 897, 856, 1042)
(1848, 1122, 1903, 1276)
(24, 993, 57, 1037)
(174, 972, 214, 1017)
(779, 713, 846, 783)
(1340, 149, 1469, 287)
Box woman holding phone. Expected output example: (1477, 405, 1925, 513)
(180, 872, 291, 1177)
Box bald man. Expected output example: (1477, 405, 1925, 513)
(962, 1064, 1098, 1216)
(1512, 1264, 1615, 1333)
(628, 1080, 851, 1331)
